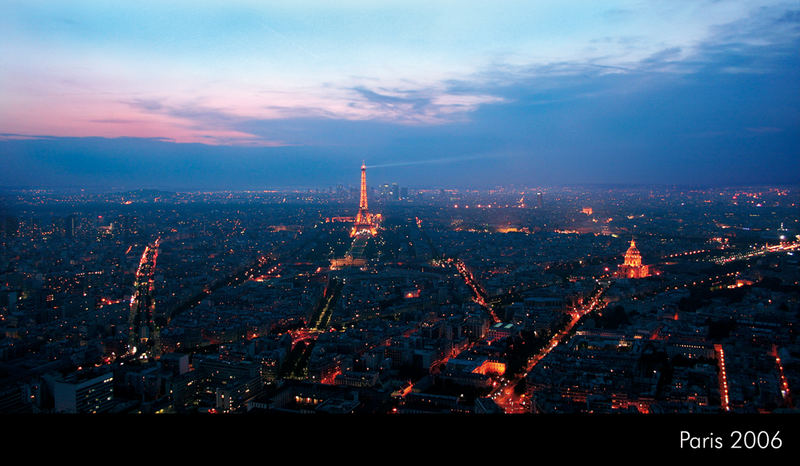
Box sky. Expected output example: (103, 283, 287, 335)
(0, 0, 798, 189)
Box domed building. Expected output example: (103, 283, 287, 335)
(617, 239, 650, 279)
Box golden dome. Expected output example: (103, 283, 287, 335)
(623, 239, 642, 267)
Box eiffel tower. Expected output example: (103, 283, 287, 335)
(351, 162, 377, 237)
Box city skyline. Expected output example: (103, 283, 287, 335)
(1, 2, 799, 433)
(1, 1, 799, 189)
(2, 179, 797, 418)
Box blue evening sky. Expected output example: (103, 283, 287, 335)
(0, 1, 798, 188)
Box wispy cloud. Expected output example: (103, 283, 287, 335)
(746, 126, 784, 133)
(367, 152, 505, 169)
(1, 1, 798, 146)
(346, 86, 506, 124)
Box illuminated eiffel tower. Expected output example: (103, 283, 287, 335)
(351, 162, 377, 237)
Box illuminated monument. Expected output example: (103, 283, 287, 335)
(351, 162, 378, 237)
(617, 238, 650, 278)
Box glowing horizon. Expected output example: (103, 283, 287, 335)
(1, 1, 798, 188)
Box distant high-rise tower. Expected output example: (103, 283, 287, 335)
(537, 192, 543, 208)
(351, 162, 377, 237)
